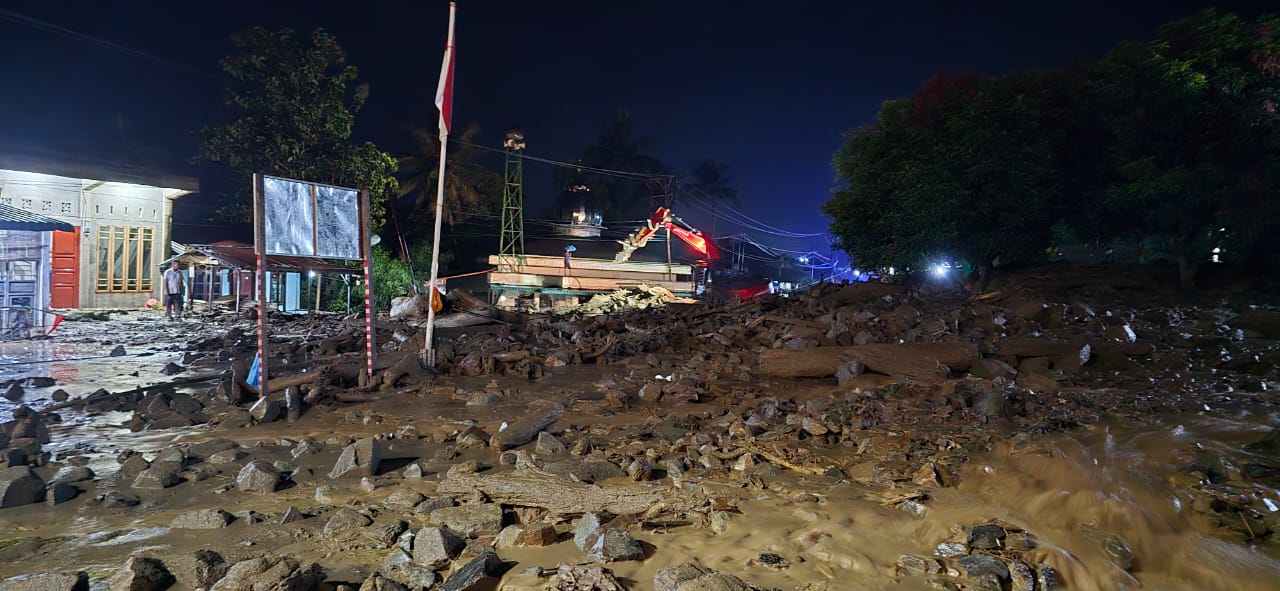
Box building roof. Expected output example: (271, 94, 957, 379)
(161, 241, 357, 274)
(0, 202, 75, 232)
(0, 151, 198, 193)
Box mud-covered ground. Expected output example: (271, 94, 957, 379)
(1, 263, 1279, 591)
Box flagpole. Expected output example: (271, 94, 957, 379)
(423, 1, 456, 367)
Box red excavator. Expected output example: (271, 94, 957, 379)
(614, 206, 715, 263)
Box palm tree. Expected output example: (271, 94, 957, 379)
(687, 159, 738, 237)
(396, 123, 502, 230)
(579, 109, 668, 221)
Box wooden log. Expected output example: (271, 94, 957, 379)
(436, 466, 707, 516)
(490, 402, 564, 450)
(756, 342, 978, 383)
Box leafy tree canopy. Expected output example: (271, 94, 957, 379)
(200, 27, 397, 225)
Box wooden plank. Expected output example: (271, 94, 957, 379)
(757, 342, 979, 383)
(487, 255, 691, 275)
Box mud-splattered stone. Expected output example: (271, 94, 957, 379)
(429, 503, 502, 537)
(967, 524, 1007, 549)
(385, 488, 425, 509)
(439, 552, 500, 591)
(934, 542, 967, 557)
(957, 554, 1010, 582)
(574, 513, 605, 550)
(132, 462, 182, 489)
(166, 550, 226, 590)
(0, 466, 46, 508)
(1008, 561, 1036, 591)
(208, 556, 321, 591)
(896, 555, 941, 576)
(171, 508, 233, 529)
(381, 549, 437, 591)
(329, 438, 382, 478)
(47, 482, 79, 505)
(357, 574, 405, 591)
(280, 506, 306, 524)
(208, 450, 245, 465)
(654, 563, 761, 591)
(0, 571, 89, 591)
(107, 557, 174, 591)
(323, 508, 372, 536)
(411, 527, 464, 568)
(52, 466, 94, 484)
(709, 511, 733, 534)
(535, 432, 566, 455)
(95, 491, 140, 508)
(586, 529, 644, 562)
(235, 461, 279, 493)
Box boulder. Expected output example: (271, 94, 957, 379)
(439, 553, 500, 591)
(429, 503, 503, 537)
(385, 488, 426, 509)
(958, 554, 1010, 582)
(495, 523, 557, 548)
(535, 432, 566, 455)
(249, 398, 281, 424)
(329, 438, 382, 478)
(586, 529, 644, 562)
(358, 574, 406, 591)
(381, 549, 438, 590)
(132, 462, 182, 489)
(52, 466, 94, 484)
(167, 551, 226, 591)
(968, 524, 1008, 549)
(323, 508, 373, 536)
(171, 508, 234, 529)
(0, 572, 89, 591)
(0, 466, 46, 508)
(390, 294, 432, 320)
(3, 383, 23, 402)
(95, 491, 141, 508)
(574, 513, 605, 551)
(208, 450, 245, 465)
(280, 506, 306, 524)
(46, 482, 79, 505)
(208, 557, 321, 591)
(107, 557, 174, 591)
(235, 461, 280, 493)
(654, 563, 763, 591)
(411, 527, 465, 568)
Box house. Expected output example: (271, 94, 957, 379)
(163, 241, 359, 314)
(0, 152, 198, 319)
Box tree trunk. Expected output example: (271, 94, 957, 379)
(1168, 235, 1200, 288)
(756, 342, 978, 383)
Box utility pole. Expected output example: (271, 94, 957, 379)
(498, 128, 526, 272)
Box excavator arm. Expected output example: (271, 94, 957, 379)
(615, 206, 715, 263)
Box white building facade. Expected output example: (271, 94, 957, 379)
(0, 154, 197, 312)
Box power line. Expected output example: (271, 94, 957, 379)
(0, 7, 223, 82)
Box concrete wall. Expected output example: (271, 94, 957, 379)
(0, 168, 184, 308)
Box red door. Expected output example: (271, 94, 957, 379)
(50, 228, 80, 308)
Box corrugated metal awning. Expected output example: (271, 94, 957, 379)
(0, 203, 74, 232)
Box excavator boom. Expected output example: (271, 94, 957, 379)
(615, 206, 715, 262)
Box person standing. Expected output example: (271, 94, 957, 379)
(163, 261, 187, 321)
(563, 245, 574, 276)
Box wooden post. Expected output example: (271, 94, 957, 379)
(315, 273, 322, 312)
(252, 173, 268, 396)
(360, 190, 375, 381)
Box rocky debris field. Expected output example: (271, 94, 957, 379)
(1, 263, 1279, 591)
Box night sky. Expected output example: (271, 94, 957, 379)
(1, 0, 1274, 260)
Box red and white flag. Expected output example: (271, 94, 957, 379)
(435, 2, 457, 135)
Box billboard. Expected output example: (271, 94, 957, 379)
(261, 175, 361, 260)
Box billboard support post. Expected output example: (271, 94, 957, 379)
(252, 172, 269, 396)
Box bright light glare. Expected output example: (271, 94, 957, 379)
(308, 270, 317, 278)
(932, 264, 948, 278)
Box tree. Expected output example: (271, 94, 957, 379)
(1087, 10, 1280, 286)
(396, 122, 502, 232)
(199, 27, 397, 225)
(825, 72, 1070, 284)
(578, 109, 668, 221)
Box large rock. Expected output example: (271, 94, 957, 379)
(585, 529, 644, 562)
(132, 462, 182, 489)
(358, 574, 406, 591)
(108, 557, 174, 591)
(0, 572, 89, 591)
(0, 466, 46, 508)
(390, 294, 432, 320)
(209, 557, 321, 591)
(323, 508, 373, 536)
(573, 513, 605, 551)
(329, 438, 382, 479)
(411, 527, 465, 568)
(429, 503, 503, 537)
(235, 461, 280, 493)
(439, 553, 500, 591)
(167, 551, 226, 590)
(172, 508, 233, 529)
(958, 554, 1010, 582)
(385, 488, 426, 509)
(654, 563, 763, 591)
(249, 398, 281, 423)
(52, 466, 94, 484)
(381, 549, 438, 591)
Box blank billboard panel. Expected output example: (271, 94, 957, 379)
(262, 175, 361, 260)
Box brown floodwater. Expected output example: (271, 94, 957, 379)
(4, 320, 1279, 590)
